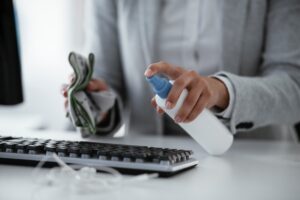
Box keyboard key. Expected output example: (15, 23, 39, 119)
(4, 142, 17, 153)
(27, 144, 44, 154)
(56, 145, 68, 157)
(45, 144, 56, 155)
(68, 145, 80, 158)
(16, 143, 27, 154)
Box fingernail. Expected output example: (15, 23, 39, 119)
(174, 116, 182, 123)
(144, 68, 153, 77)
(166, 101, 172, 109)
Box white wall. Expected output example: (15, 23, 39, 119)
(0, 0, 85, 131)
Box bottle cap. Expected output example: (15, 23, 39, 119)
(146, 75, 172, 99)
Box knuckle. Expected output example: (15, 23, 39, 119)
(180, 109, 189, 119)
(180, 103, 193, 116)
(174, 78, 185, 87)
(158, 60, 167, 65)
(188, 70, 198, 77)
(176, 111, 184, 119)
(174, 66, 183, 73)
(202, 78, 209, 87)
(100, 79, 106, 84)
(167, 94, 176, 103)
(185, 96, 195, 106)
(171, 66, 184, 77)
(148, 63, 156, 70)
(197, 76, 203, 83)
(197, 77, 205, 84)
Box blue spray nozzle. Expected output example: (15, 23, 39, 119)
(146, 75, 172, 99)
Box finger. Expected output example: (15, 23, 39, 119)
(61, 84, 68, 97)
(86, 79, 108, 92)
(184, 90, 211, 122)
(174, 86, 202, 123)
(165, 71, 198, 109)
(151, 97, 164, 115)
(144, 61, 185, 79)
(157, 106, 165, 115)
(151, 97, 157, 108)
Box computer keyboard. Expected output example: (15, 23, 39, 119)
(0, 135, 198, 176)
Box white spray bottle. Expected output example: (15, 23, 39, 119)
(147, 75, 233, 155)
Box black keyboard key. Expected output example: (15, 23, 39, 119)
(122, 151, 135, 162)
(27, 144, 44, 154)
(45, 144, 56, 154)
(0, 136, 14, 141)
(8, 139, 24, 144)
(4, 142, 17, 153)
(80, 146, 92, 154)
(16, 143, 27, 154)
(56, 145, 68, 157)
(110, 151, 123, 161)
(0, 142, 5, 152)
(68, 145, 80, 157)
(97, 150, 111, 160)
(46, 140, 59, 145)
(36, 139, 48, 144)
(80, 147, 92, 158)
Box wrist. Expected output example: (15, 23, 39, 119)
(210, 77, 229, 110)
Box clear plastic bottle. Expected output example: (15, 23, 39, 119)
(147, 75, 233, 155)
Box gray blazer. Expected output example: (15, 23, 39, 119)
(84, 0, 300, 141)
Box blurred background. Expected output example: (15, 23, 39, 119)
(0, 0, 85, 132)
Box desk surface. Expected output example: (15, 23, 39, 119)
(1, 130, 300, 200)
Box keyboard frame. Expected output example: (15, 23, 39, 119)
(0, 151, 198, 176)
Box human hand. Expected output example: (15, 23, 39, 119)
(144, 61, 229, 123)
(61, 75, 109, 119)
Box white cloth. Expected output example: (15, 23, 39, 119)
(157, 0, 234, 118)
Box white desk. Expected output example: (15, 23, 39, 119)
(0, 130, 300, 200)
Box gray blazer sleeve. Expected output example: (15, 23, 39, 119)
(84, 0, 126, 134)
(218, 0, 300, 133)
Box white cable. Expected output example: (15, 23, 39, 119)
(31, 153, 158, 198)
(53, 153, 74, 171)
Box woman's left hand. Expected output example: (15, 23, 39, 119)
(144, 61, 229, 123)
